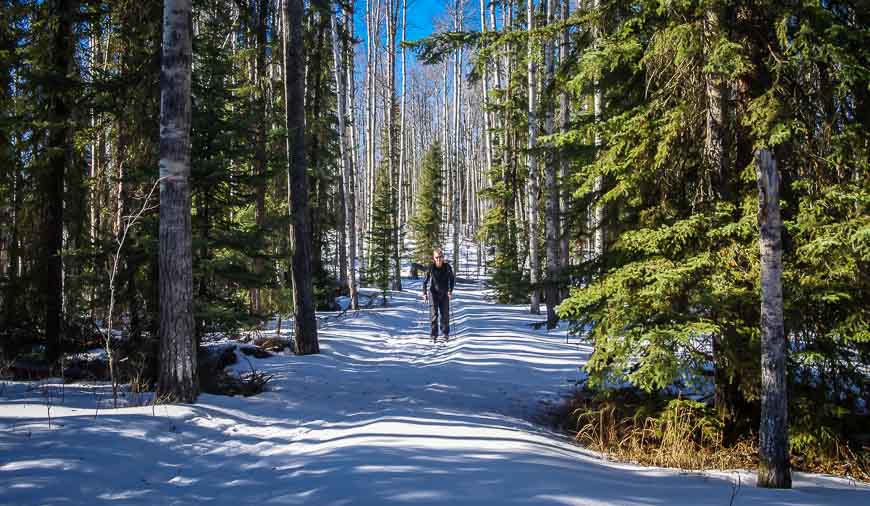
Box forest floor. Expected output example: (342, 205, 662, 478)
(2, 275, 870, 504)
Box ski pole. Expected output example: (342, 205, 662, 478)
(449, 295, 454, 339)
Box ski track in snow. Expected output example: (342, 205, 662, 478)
(2, 278, 869, 505)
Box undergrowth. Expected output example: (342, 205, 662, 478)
(557, 386, 869, 482)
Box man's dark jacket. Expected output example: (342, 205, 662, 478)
(423, 262, 455, 295)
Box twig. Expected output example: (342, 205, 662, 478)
(42, 385, 52, 430)
(104, 177, 166, 408)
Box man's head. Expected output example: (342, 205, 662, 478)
(433, 248, 444, 268)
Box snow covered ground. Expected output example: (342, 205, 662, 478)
(2, 277, 869, 505)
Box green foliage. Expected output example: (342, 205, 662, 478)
(0, 0, 348, 362)
(367, 159, 396, 302)
(480, 165, 528, 304)
(410, 142, 444, 265)
(556, 0, 869, 447)
(404, 31, 482, 65)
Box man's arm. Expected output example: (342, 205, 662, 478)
(422, 266, 431, 296)
(448, 263, 455, 293)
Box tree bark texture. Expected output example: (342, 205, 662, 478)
(283, 0, 319, 355)
(591, 0, 605, 259)
(703, 4, 726, 201)
(157, 0, 197, 403)
(558, 0, 570, 274)
(41, 0, 78, 363)
(331, 8, 359, 310)
(544, 0, 560, 328)
(251, 0, 269, 314)
(756, 148, 791, 489)
(527, 0, 541, 314)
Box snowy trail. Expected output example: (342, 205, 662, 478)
(2, 278, 869, 505)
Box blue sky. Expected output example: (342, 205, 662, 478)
(402, 0, 448, 42)
(352, 0, 452, 46)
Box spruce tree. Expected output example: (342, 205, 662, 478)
(555, 0, 869, 467)
(410, 142, 444, 265)
(368, 158, 396, 305)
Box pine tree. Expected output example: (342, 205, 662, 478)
(368, 158, 396, 304)
(555, 0, 869, 467)
(410, 142, 444, 265)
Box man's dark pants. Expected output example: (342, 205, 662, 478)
(429, 291, 450, 338)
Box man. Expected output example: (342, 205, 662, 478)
(422, 248, 455, 341)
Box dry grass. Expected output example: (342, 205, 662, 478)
(571, 395, 755, 471)
(561, 388, 869, 482)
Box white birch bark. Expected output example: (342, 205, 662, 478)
(331, 8, 359, 310)
(387, 0, 402, 290)
(479, 0, 493, 181)
(559, 0, 570, 270)
(591, 0, 605, 259)
(527, 0, 541, 314)
(398, 0, 408, 228)
(544, 0, 561, 326)
(452, 39, 462, 270)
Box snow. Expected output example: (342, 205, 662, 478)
(2, 268, 869, 504)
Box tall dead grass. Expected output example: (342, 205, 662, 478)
(563, 389, 869, 481)
(572, 396, 755, 471)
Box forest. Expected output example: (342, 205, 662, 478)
(0, 0, 868, 497)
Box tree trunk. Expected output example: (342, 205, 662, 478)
(703, 4, 726, 201)
(591, 0, 605, 260)
(251, 0, 269, 315)
(5, 157, 20, 339)
(283, 0, 319, 355)
(337, 151, 349, 289)
(398, 0, 408, 231)
(331, 9, 359, 310)
(544, 0, 560, 328)
(451, 24, 462, 271)
(345, 0, 361, 286)
(756, 149, 791, 489)
(443, 60, 450, 231)
(157, 0, 197, 403)
(527, 0, 541, 314)
(305, 15, 328, 284)
(332, 15, 349, 290)
(558, 0, 570, 279)
(502, 1, 517, 272)
(387, 0, 402, 291)
(479, 0, 493, 181)
(40, 0, 78, 363)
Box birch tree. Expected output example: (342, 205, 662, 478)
(527, 0, 541, 314)
(387, 0, 402, 290)
(591, 0, 604, 259)
(331, 7, 359, 310)
(479, 0, 493, 179)
(451, 0, 463, 270)
(543, 0, 560, 328)
(558, 0, 570, 272)
(398, 0, 409, 228)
